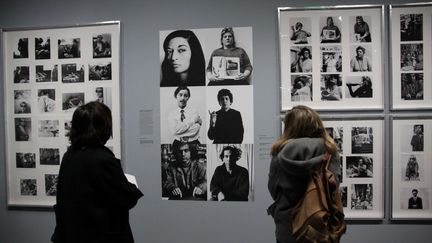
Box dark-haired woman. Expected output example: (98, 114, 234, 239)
(52, 102, 143, 243)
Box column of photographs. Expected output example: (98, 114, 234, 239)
(392, 118, 432, 219)
(390, 4, 432, 109)
(159, 27, 254, 201)
(322, 119, 384, 219)
(3, 23, 121, 206)
(279, 6, 384, 110)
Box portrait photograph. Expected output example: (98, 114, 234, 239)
(20, 179, 37, 196)
(92, 87, 112, 109)
(64, 120, 72, 137)
(39, 148, 60, 165)
(93, 33, 112, 58)
(400, 124, 424, 152)
(13, 66, 30, 83)
(37, 89, 56, 113)
(291, 75, 312, 102)
(62, 92, 85, 112)
(160, 142, 207, 200)
(289, 17, 312, 44)
(14, 90, 31, 114)
(350, 45, 372, 72)
(400, 43, 423, 71)
(351, 184, 373, 210)
(35, 37, 50, 59)
(320, 74, 342, 101)
(38, 120, 60, 138)
(290, 46, 312, 73)
(325, 126, 343, 154)
(400, 13, 423, 41)
(400, 188, 429, 210)
(346, 156, 373, 178)
(319, 16, 342, 43)
(36, 64, 58, 82)
(62, 64, 84, 83)
(350, 15, 372, 43)
(401, 73, 423, 100)
(89, 62, 112, 80)
(320, 45, 342, 73)
(13, 38, 29, 58)
(345, 76, 373, 98)
(207, 144, 254, 201)
(58, 38, 81, 58)
(15, 117, 32, 141)
(16, 153, 36, 168)
(45, 174, 58, 196)
(401, 154, 423, 181)
(351, 126, 373, 154)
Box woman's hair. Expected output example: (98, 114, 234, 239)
(219, 146, 242, 163)
(299, 47, 311, 59)
(361, 76, 372, 88)
(68, 101, 112, 146)
(356, 16, 364, 23)
(220, 27, 236, 47)
(217, 88, 233, 104)
(161, 30, 205, 86)
(271, 105, 337, 156)
(356, 45, 366, 54)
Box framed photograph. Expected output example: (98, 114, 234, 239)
(278, 5, 384, 111)
(322, 117, 384, 219)
(391, 116, 432, 219)
(390, 3, 432, 109)
(2, 21, 121, 207)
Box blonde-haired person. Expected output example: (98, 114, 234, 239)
(267, 105, 343, 243)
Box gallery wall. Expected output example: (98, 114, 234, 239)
(0, 0, 431, 242)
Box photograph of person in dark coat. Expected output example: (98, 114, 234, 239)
(208, 89, 244, 144)
(210, 146, 249, 201)
(51, 101, 143, 243)
(408, 189, 423, 209)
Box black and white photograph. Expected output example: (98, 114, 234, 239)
(351, 184, 373, 210)
(401, 73, 423, 100)
(351, 126, 373, 154)
(16, 153, 36, 168)
(14, 90, 31, 114)
(291, 75, 312, 102)
(345, 76, 373, 98)
(350, 45, 372, 72)
(320, 46, 342, 72)
(13, 38, 29, 58)
(93, 87, 112, 109)
(161, 142, 207, 200)
(350, 16, 372, 43)
(400, 14, 423, 42)
(325, 126, 343, 154)
(37, 89, 56, 113)
(36, 64, 58, 82)
(93, 33, 112, 58)
(15, 117, 31, 141)
(400, 44, 423, 71)
(400, 124, 424, 152)
(62, 92, 84, 112)
(207, 144, 253, 201)
(61, 64, 84, 83)
(13, 66, 30, 83)
(20, 179, 37, 196)
(340, 186, 347, 208)
(400, 188, 429, 210)
(39, 148, 60, 165)
(35, 37, 50, 59)
(45, 174, 58, 196)
(320, 74, 342, 101)
(89, 62, 112, 80)
(58, 38, 80, 58)
(401, 154, 423, 181)
(38, 120, 60, 137)
(64, 120, 72, 137)
(290, 46, 312, 73)
(346, 156, 373, 178)
(289, 17, 312, 44)
(320, 16, 342, 43)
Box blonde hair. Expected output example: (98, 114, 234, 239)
(271, 105, 337, 156)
